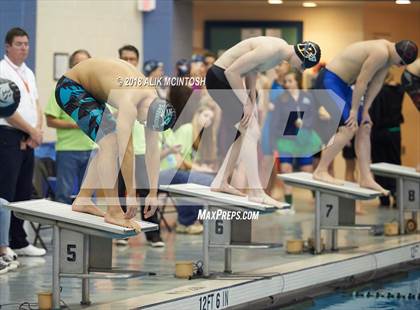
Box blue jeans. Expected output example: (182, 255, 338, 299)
(55, 150, 93, 204)
(0, 203, 11, 247)
(159, 169, 214, 226)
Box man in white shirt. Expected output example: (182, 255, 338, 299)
(0, 27, 45, 257)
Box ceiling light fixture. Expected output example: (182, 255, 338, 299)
(302, 2, 317, 8)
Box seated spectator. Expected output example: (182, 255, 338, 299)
(160, 100, 218, 234)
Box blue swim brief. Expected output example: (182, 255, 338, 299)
(315, 68, 363, 126)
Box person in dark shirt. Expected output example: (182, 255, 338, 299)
(370, 70, 405, 207)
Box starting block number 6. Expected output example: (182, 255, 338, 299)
(215, 220, 224, 234)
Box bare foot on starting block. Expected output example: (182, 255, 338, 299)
(72, 198, 105, 217)
(249, 191, 285, 208)
(313, 171, 344, 185)
(360, 177, 389, 195)
(211, 182, 246, 197)
(104, 210, 141, 232)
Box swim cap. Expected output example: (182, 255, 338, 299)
(294, 41, 321, 69)
(146, 98, 176, 131)
(395, 40, 418, 65)
(143, 59, 163, 77)
(0, 78, 20, 118)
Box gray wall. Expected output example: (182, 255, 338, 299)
(172, 0, 193, 72)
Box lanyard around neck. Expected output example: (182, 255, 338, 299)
(5, 58, 30, 93)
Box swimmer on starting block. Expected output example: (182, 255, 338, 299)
(206, 36, 321, 207)
(402, 58, 420, 111)
(401, 57, 420, 172)
(313, 39, 418, 193)
(55, 58, 176, 231)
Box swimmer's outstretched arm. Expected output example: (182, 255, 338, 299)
(361, 66, 389, 115)
(120, 133, 136, 213)
(350, 52, 387, 122)
(116, 101, 138, 219)
(245, 73, 258, 104)
(144, 127, 160, 218)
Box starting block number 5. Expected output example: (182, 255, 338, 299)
(67, 244, 77, 262)
(60, 230, 84, 273)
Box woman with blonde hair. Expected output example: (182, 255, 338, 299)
(177, 97, 217, 171)
(159, 97, 218, 234)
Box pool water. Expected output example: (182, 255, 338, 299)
(309, 269, 420, 310)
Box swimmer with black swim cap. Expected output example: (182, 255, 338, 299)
(313, 39, 417, 193)
(294, 41, 321, 69)
(401, 56, 420, 172)
(55, 58, 176, 231)
(401, 57, 420, 111)
(205, 36, 321, 208)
